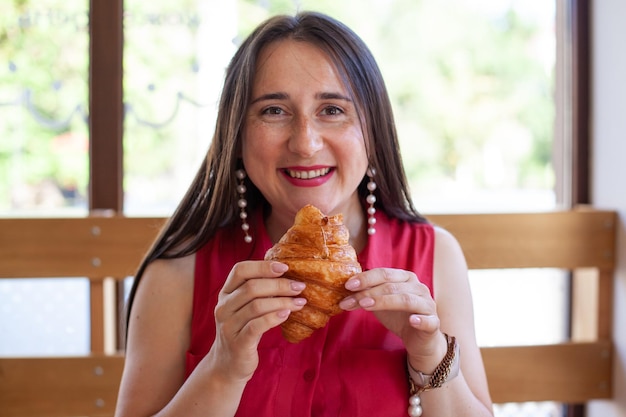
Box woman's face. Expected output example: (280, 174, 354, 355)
(242, 39, 369, 229)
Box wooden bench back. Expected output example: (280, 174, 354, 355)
(0, 209, 617, 416)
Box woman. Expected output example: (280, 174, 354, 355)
(115, 11, 493, 417)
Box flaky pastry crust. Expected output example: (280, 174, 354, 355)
(264, 204, 362, 343)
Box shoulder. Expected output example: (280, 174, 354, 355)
(432, 226, 469, 297)
(433, 226, 464, 258)
(130, 254, 196, 331)
(139, 254, 195, 304)
(430, 227, 469, 291)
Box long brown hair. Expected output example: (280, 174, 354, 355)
(124, 11, 426, 331)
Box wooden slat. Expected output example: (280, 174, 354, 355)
(0, 210, 616, 278)
(597, 268, 615, 339)
(0, 342, 613, 416)
(427, 210, 616, 269)
(0, 210, 617, 414)
(482, 341, 613, 403)
(90, 279, 106, 354)
(0, 355, 124, 417)
(0, 217, 166, 278)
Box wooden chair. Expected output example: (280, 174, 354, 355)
(0, 209, 616, 416)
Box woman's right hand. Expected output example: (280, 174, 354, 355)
(210, 260, 306, 382)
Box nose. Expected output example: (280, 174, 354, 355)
(288, 115, 323, 157)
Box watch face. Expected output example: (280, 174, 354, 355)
(407, 360, 432, 389)
(408, 334, 460, 390)
(416, 372, 431, 387)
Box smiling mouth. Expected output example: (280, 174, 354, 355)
(285, 167, 331, 179)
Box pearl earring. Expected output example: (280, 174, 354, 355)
(366, 167, 377, 236)
(236, 169, 252, 243)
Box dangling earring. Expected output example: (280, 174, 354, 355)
(236, 169, 252, 243)
(366, 167, 377, 236)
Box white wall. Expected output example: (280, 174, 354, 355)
(588, 0, 626, 416)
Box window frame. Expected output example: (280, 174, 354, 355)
(87, 1, 592, 413)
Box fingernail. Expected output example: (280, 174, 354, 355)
(277, 309, 290, 319)
(345, 279, 360, 290)
(271, 262, 289, 274)
(359, 297, 375, 308)
(290, 281, 306, 291)
(293, 297, 307, 306)
(339, 297, 357, 310)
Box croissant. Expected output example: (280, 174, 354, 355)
(264, 204, 362, 343)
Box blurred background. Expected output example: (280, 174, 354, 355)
(0, 1, 569, 416)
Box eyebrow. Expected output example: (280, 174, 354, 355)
(250, 91, 353, 104)
(317, 92, 352, 102)
(250, 92, 288, 104)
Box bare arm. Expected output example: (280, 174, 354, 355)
(115, 255, 246, 417)
(420, 226, 493, 415)
(115, 257, 306, 417)
(340, 226, 493, 416)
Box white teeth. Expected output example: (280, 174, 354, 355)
(287, 167, 330, 179)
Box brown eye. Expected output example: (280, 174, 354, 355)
(322, 105, 343, 116)
(263, 106, 284, 115)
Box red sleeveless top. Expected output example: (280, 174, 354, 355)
(186, 208, 434, 416)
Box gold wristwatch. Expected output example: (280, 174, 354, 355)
(407, 333, 460, 391)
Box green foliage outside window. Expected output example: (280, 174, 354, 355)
(0, 0, 554, 213)
(0, 0, 88, 211)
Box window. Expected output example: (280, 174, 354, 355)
(0, 1, 89, 216)
(0, 1, 589, 415)
(0, 0, 91, 357)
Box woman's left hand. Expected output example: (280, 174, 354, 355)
(339, 268, 445, 361)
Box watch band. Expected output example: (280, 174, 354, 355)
(407, 333, 460, 392)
